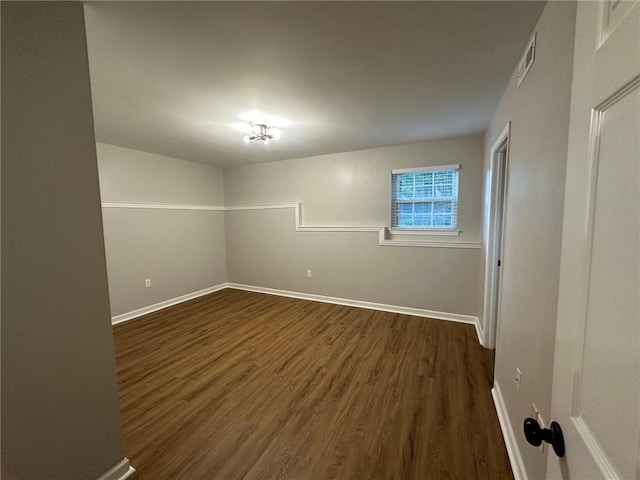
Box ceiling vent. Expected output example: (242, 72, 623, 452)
(517, 32, 536, 88)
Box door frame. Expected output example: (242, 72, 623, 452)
(482, 122, 511, 349)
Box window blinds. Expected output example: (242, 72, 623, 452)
(391, 165, 459, 229)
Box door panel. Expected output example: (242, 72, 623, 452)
(580, 83, 639, 480)
(548, 1, 639, 479)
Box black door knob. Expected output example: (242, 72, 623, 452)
(523, 417, 565, 457)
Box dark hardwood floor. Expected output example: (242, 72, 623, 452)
(112, 289, 512, 480)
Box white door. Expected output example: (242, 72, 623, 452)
(547, 1, 639, 479)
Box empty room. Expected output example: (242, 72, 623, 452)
(2, 1, 639, 480)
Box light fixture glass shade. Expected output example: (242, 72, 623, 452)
(242, 122, 279, 144)
(234, 112, 289, 144)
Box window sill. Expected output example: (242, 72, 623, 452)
(389, 228, 461, 236)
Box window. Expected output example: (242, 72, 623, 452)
(391, 164, 459, 229)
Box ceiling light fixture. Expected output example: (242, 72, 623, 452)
(243, 123, 281, 144)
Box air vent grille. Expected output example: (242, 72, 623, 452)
(517, 32, 536, 88)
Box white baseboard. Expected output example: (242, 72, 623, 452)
(226, 282, 479, 326)
(111, 283, 227, 325)
(492, 382, 527, 480)
(96, 458, 135, 480)
(111, 282, 482, 340)
(474, 318, 484, 347)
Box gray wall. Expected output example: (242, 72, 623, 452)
(1, 3, 125, 479)
(226, 209, 480, 314)
(98, 142, 224, 205)
(482, 2, 576, 478)
(97, 143, 227, 317)
(225, 135, 484, 316)
(225, 135, 483, 240)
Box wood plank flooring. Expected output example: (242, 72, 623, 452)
(112, 289, 512, 480)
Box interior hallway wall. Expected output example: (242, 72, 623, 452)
(1, 3, 126, 478)
(481, 2, 577, 478)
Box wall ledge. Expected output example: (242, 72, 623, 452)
(102, 201, 481, 249)
(492, 382, 527, 480)
(96, 458, 135, 480)
(102, 201, 224, 211)
(238, 202, 481, 248)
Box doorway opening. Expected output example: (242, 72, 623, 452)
(482, 123, 510, 349)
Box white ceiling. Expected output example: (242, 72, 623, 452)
(84, 1, 545, 167)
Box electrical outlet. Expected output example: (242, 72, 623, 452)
(145, 279, 151, 288)
(515, 368, 522, 393)
(306, 269, 312, 278)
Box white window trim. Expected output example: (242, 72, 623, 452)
(391, 163, 460, 175)
(389, 228, 461, 236)
(391, 164, 460, 230)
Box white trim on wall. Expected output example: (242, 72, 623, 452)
(225, 203, 298, 211)
(102, 201, 225, 211)
(492, 382, 527, 480)
(102, 201, 481, 249)
(242, 202, 481, 249)
(112, 283, 482, 344)
(389, 228, 461, 236)
(474, 318, 484, 345)
(96, 458, 135, 480)
(111, 284, 227, 325)
(227, 283, 481, 335)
